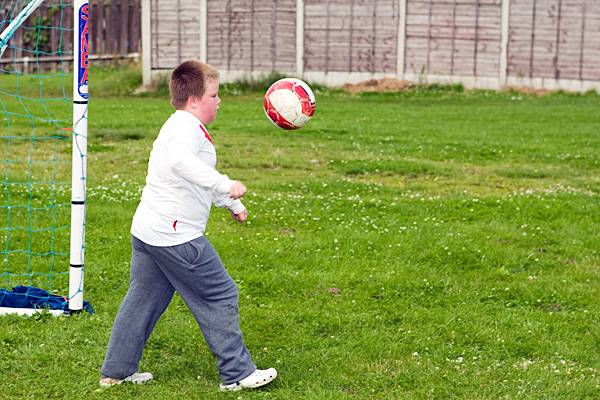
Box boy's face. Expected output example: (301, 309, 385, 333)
(191, 79, 220, 125)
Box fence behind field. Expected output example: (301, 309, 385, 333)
(146, 0, 600, 92)
(0, 0, 141, 72)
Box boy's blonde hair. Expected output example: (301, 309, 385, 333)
(169, 61, 219, 109)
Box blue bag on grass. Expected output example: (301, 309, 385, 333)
(0, 286, 94, 314)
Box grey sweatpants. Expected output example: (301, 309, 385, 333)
(100, 235, 256, 384)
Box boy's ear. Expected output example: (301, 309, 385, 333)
(186, 95, 199, 108)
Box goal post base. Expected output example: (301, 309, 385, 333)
(0, 307, 66, 317)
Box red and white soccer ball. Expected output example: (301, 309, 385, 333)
(263, 78, 316, 130)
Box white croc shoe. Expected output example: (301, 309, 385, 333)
(219, 368, 277, 391)
(99, 372, 153, 387)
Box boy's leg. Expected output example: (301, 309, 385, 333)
(101, 236, 175, 379)
(147, 236, 256, 384)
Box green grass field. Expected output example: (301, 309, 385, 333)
(1, 68, 600, 399)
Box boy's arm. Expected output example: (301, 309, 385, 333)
(167, 134, 233, 194)
(213, 193, 246, 214)
(214, 193, 248, 223)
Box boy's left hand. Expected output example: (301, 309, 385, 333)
(231, 209, 248, 223)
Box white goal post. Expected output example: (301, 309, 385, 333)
(0, 0, 89, 315)
(69, 0, 89, 312)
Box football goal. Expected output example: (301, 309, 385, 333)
(0, 0, 88, 315)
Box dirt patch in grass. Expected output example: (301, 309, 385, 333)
(501, 86, 552, 96)
(343, 78, 413, 93)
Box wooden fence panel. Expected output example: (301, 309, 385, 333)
(405, 0, 502, 78)
(508, 0, 600, 81)
(129, 0, 141, 53)
(303, 0, 399, 73)
(581, 2, 600, 81)
(205, 0, 296, 72)
(151, 0, 201, 69)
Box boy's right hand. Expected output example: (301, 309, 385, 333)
(229, 181, 247, 199)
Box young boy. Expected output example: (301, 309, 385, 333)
(99, 61, 277, 391)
